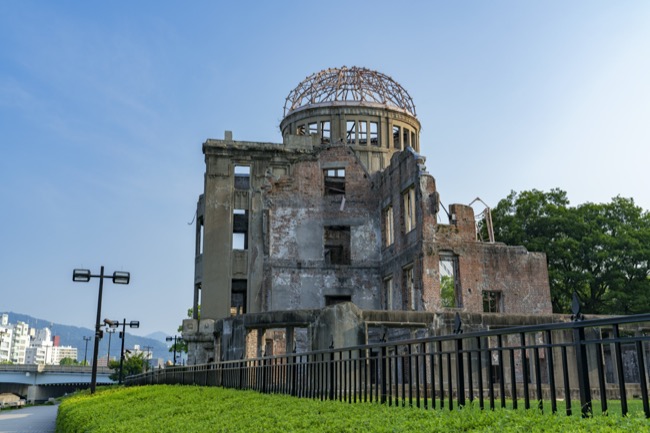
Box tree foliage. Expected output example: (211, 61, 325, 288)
(488, 189, 650, 315)
(108, 352, 147, 381)
(59, 357, 80, 365)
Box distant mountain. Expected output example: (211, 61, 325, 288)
(1, 312, 173, 363)
(145, 331, 170, 343)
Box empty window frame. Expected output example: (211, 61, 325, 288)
(308, 122, 318, 135)
(393, 125, 401, 149)
(402, 127, 410, 148)
(324, 226, 351, 265)
(234, 165, 250, 190)
(383, 205, 394, 246)
(483, 291, 502, 313)
(325, 295, 352, 306)
(383, 276, 394, 310)
(231, 279, 247, 316)
(440, 254, 461, 308)
(232, 208, 248, 250)
(346, 120, 356, 144)
(402, 186, 416, 233)
(370, 122, 379, 146)
(324, 168, 345, 195)
(411, 131, 416, 150)
(358, 121, 368, 145)
(403, 265, 415, 310)
(296, 124, 306, 136)
(321, 121, 331, 143)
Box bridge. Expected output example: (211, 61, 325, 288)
(0, 365, 114, 403)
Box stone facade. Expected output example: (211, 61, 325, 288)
(184, 67, 552, 364)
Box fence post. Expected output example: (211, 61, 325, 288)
(454, 313, 466, 407)
(571, 292, 592, 418)
(329, 340, 335, 401)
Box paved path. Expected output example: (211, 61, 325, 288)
(0, 404, 58, 433)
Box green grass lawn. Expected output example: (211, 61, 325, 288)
(56, 385, 650, 433)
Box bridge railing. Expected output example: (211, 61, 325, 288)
(126, 312, 650, 418)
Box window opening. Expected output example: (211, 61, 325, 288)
(440, 254, 461, 308)
(411, 131, 416, 150)
(308, 122, 318, 135)
(346, 120, 356, 144)
(231, 279, 247, 316)
(324, 226, 350, 265)
(483, 291, 502, 313)
(402, 186, 416, 233)
(234, 165, 250, 190)
(358, 121, 368, 145)
(324, 168, 345, 195)
(264, 338, 274, 357)
(384, 206, 394, 246)
(232, 209, 248, 250)
(370, 122, 379, 146)
(402, 127, 410, 148)
(403, 265, 415, 310)
(384, 277, 393, 310)
(325, 295, 352, 306)
(296, 124, 306, 136)
(321, 121, 331, 143)
(393, 125, 401, 149)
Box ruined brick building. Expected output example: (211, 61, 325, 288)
(183, 67, 553, 364)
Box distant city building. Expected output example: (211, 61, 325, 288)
(1, 314, 78, 365)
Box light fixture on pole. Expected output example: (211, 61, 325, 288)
(82, 336, 92, 365)
(72, 267, 130, 394)
(166, 335, 183, 366)
(105, 318, 139, 384)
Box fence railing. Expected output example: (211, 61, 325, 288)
(127, 309, 650, 418)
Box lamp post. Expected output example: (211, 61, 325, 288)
(166, 335, 182, 366)
(72, 267, 130, 394)
(104, 318, 139, 384)
(105, 327, 116, 364)
(82, 336, 92, 365)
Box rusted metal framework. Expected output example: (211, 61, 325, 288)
(284, 66, 417, 117)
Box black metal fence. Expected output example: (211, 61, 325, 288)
(127, 309, 650, 418)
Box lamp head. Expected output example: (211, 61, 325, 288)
(72, 269, 91, 282)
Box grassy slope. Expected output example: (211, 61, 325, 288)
(56, 385, 650, 433)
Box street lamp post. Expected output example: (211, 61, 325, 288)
(105, 327, 116, 364)
(72, 266, 130, 394)
(104, 318, 139, 384)
(166, 335, 182, 366)
(82, 336, 91, 365)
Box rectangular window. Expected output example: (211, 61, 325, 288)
(440, 254, 461, 308)
(384, 206, 394, 246)
(403, 265, 415, 310)
(370, 122, 379, 146)
(393, 125, 401, 149)
(483, 291, 502, 313)
(308, 122, 318, 135)
(402, 186, 416, 233)
(321, 121, 331, 143)
(383, 277, 393, 310)
(296, 124, 306, 136)
(358, 121, 368, 145)
(403, 127, 410, 148)
(231, 279, 247, 316)
(411, 131, 416, 149)
(232, 209, 248, 250)
(324, 225, 350, 265)
(234, 165, 250, 190)
(325, 295, 352, 306)
(324, 168, 345, 195)
(346, 120, 356, 144)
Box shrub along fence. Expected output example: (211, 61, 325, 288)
(126, 300, 650, 418)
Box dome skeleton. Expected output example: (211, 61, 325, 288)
(284, 66, 417, 117)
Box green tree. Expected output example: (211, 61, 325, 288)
(488, 189, 650, 315)
(59, 357, 79, 365)
(108, 352, 147, 381)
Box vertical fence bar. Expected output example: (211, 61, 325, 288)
(520, 332, 530, 410)
(497, 334, 505, 409)
(594, 332, 607, 415)
(476, 337, 484, 410)
(544, 330, 557, 413)
(612, 324, 627, 416)
(635, 340, 650, 418)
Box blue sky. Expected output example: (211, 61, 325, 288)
(1, 1, 649, 336)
